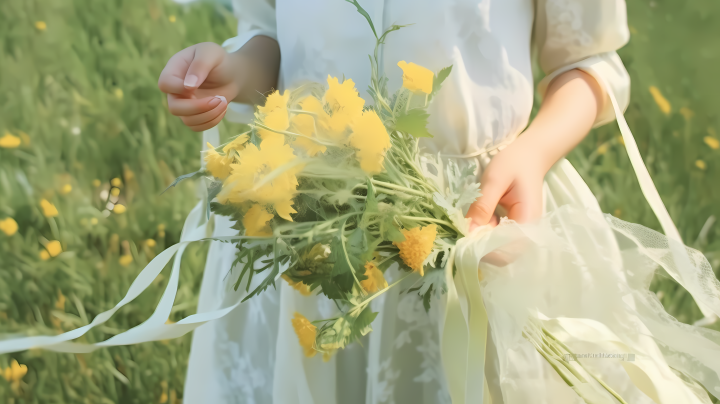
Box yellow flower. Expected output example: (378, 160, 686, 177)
(60, 184, 72, 194)
(168, 15, 176, 23)
(205, 143, 232, 179)
(119, 255, 133, 267)
(90, 217, 98, 225)
(349, 110, 391, 174)
(46, 240, 62, 257)
(597, 143, 609, 155)
(282, 274, 313, 296)
(222, 134, 250, 154)
(394, 224, 437, 276)
(243, 204, 274, 237)
(219, 137, 299, 221)
(39, 250, 50, 260)
(397, 61, 434, 94)
(40, 199, 59, 217)
(111, 177, 122, 187)
(113, 204, 127, 214)
(114, 88, 124, 100)
(291, 312, 317, 358)
(257, 90, 290, 141)
(35, 21, 47, 31)
(2, 359, 28, 383)
(92, 179, 101, 187)
(146, 239, 157, 248)
(649, 86, 671, 115)
(110, 187, 120, 197)
(704, 136, 719, 150)
(695, 160, 707, 170)
(0, 132, 21, 148)
(0, 218, 18, 236)
(361, 261, 388, 293)
(290, 113, 327, 156)
(322, 76, 365, 138)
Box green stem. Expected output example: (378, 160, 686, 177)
(370, 179, 429, 198)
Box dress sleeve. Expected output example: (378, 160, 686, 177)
(222, 0, 277, 53)
(533, 0, 631, 127)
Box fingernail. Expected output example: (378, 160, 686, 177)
(184, 75, 198, 88)
(209, 97, 221, 107)
(214, 95, 227, 104)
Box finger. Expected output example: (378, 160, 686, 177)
(184, 43, 225, 91)
(158, 46, 197, 95)
(188, 109, 227, 132)
(466, 176, 507, 227)
(168, 94, 223, 117)
(503, 186, 543, 224)
(181, 97, 228, 126)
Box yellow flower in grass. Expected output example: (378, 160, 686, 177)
(282, 274, 313, 296)
(40, 199, 58, 217)
(349, 110, 391, 174)
(2, 359, 27, 384)
(649, 86, 671, 115)
(219, 137, 300, 221)
(361, 261, 388, 293)
(35, 21, 47, 31)
(704, 136, 719, 150)
(119, 255, 133, 267)
(0, 218, 18, 236)
(111, 178, 122, 187)
(0, 132, 21, 148)
(113, 204, 127, 214)
(257, 90, 290, 141)
(222, 134, 250, 154)
(290, 113, 327, 156)
(205, 143, 232, 180)
(322, 76, 365, 138)
(695, 160, 707, 170)
(243, 204, 274, 237)
(398, 61, 434, 94)
(291, 312, 317, 358)
(45, 240, 62, 258)
(394, 224, 437, 276)
(60, 184, 72, 194)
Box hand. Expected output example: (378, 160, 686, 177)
(465, 138, 547, 231)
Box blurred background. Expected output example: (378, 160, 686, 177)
(0, 0, 718, 402)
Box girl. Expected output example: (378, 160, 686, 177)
(154, 1, 720, 403)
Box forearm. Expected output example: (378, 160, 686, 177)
(227, 35, 281, 104)
(515, 69, 606, 173)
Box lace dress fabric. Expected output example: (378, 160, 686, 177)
(182, 1, 720, 403)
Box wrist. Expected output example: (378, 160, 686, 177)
(511, 129, 561, 175)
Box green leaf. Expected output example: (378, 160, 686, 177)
(206, 180, 224, 219)
(394, 108, 433, 138)
(161, 170, 205, 194)
(350, 306, 379, 339)
(345, 0, 377, 39)
(432, 65, 453, 94)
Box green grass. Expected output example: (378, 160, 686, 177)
(0, 0, 718, 403)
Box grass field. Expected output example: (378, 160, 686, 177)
(0, 0, 718, 402)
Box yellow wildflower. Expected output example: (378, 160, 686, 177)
(158, 223, 166, 238)
(92, 179, 101, 187)
(704, 136, 719, 150)
(282, 274, 313, 296)
(111, 177, 122, 187)
(394, 224, 437, 276)
(40, 199, 59, 217)
(60, 184, 72, 194)
(322, 76, 365, 138)
(110, 187, 120, 197)
(39, 250, 50, 260)
(291, 113, 327, 156)
(90, 217, 98, 225)
(222, 134, 250, 154)
(114, 88, 124, 100)
(0, 218, 18, 236)
(291, 312, 317, 358)
(349, 110, 391, 174)
(243, 204, 274, 237)
(35, 21, 47, 31)
(398, 61, 434, 94)
(0, 132, 21, 148)
(168, 15, 177, 23)
(113, 204, 127, 214)
(119, 255, 133, 267)
(361, 261, 388, 293)
(257, 90, 290, 141)
(219, 137, 299, 221)
(146, 239, 157, 248)
(649, 86, 671, 115)
(2, 359, 28, 384)
(46, 240, 62, 257)
(205, 143, 232, 179)
(597, 143, 609, 155)
(695, 160, 707, 170)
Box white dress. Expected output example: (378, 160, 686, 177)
(182, 1, 720, 404)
